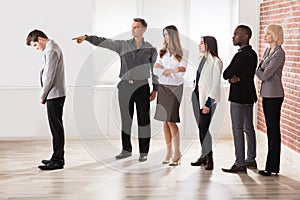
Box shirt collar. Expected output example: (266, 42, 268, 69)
(238, 45, 250, 52)
(44, 39, 52, 51)
(130, 38, 146, 47)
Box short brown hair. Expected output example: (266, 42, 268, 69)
(133, 18, 147, 28)
(26, 29, 48, 46)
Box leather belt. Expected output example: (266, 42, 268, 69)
(122, 79, 148, 84)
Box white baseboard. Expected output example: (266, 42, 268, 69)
(256, 130, 300, 169)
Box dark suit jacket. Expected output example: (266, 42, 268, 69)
(223, 45, 258, 104)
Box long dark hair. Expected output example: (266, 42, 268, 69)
(203, 36, 219, 58)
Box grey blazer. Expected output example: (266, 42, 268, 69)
(256, 46, 285, 98)
(41, 40, 67, 100)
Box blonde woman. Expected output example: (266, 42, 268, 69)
(256, 24, 285, 176)
(190, 36, 222, 170)
(153, 25, 188, 166)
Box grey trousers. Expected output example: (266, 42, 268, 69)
(230, 102, 256, 167)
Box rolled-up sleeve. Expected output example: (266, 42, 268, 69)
(153, 54, 165, 77)
(173, 50, 189, 79)
(150, 49, 159, 90)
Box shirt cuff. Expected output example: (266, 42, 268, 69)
(205, 97, 212, 108)
(153, 84, 158, 91)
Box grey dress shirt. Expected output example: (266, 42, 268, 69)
(85, 35, 158, 89)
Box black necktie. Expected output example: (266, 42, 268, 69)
(40, 68, 44, 87)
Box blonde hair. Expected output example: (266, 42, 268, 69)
(160, 25, 183, 61)
(265, 24, 284, 46)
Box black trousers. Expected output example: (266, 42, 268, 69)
(46, 96, 66, 164)
(117, 80, 151, 154)
(192, 90, 215, 158)
(262, 97, 284, 173)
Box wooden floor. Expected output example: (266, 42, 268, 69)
(0, 134, 300, 200)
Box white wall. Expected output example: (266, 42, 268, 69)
(238, 0, 261, 52)
(93, 0, 239, 86)
(0, 0, 93, 87)
(0, 0, 261, 138)
(238, 0, 261, 127)
(0, 87, 77, 138)
(0, 0, 94, 138)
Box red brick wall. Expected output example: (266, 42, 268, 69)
(258, 0, 300, 153)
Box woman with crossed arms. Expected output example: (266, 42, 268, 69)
(153, 25, 188, 166)
(256, 24, 285, 176)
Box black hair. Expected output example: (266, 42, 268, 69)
(236, 25, 252, 39)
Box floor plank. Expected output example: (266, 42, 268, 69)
(0, 135, 300, 200)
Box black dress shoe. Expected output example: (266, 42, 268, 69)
(222, 164, 247, 173)
(41, 159, 51, 164)
(138, 154, 147, 162)
(42, 159, 65, 165)
(258, 170, 278, 176)
(115, 151, 132, 160)
(205, 156, 214, 170)
(38, 161, 64, 170)
(245, 160, 257, 169)
(191, 157, 206, 166)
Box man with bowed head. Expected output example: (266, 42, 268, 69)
(26, 29, 67, 170)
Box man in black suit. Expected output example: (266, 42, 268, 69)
(222, 25, 258, 173)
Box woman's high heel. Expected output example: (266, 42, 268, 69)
(162, 151, 173, 164)
(162, 160, 170, 164)
(169, 154, 181, 166)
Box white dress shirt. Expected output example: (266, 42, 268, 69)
(153, 49, 188, 86)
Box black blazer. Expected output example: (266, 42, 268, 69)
(223, 45, 258, 104)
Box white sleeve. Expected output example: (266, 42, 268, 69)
(153, 53, 165, 76)
(172, 50, 189, 78)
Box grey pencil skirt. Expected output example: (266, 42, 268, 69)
(154, 84, 183, 123)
